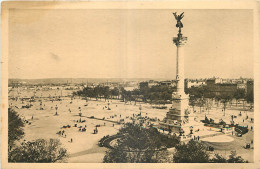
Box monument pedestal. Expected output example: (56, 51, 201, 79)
(160, 92, 202, 137)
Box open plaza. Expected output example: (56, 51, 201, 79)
(8, 87, 254, 163)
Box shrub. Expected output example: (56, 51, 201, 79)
(8, 139, 67, 162)
(211, 151, 247, 163)
(173, 140, 210, 163)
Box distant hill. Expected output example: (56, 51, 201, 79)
(8, 78, 170, 85)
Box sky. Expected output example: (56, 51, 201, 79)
(8, 9, 254, 79)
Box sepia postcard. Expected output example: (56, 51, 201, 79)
(1, 1, 260, 169)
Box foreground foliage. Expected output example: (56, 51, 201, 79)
(103, 123, 179, 163)
(104, 124, 248, 163)
(173, 139, 210, 163)
(173, 140, 248, 163)
(211, 151, 248, 163)
(8, 139, 67, 162)
(8, 108, 24, 147)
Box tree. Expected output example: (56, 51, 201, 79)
(197, 97, 206, 114)
(210, 153, 227, 163)
(173, 140, 210, 163)
(189, 96, 196, 112)
(103, 144, 128, 163)
(215, 95, 221, 107)
(8, 139, 67, 162)
(210, 151, 247, 163)
(8, 108, 24, 147)
(246, 89, 254, 108)
(234, 89, 246, 107)
(111, 87, 120, 99)
(93, 86, 102, 100)
(172, 139, 247, 163)
(205, 98, 212, 115)
(103, 123, 179, 163)
(120, 87, 127, 102)
(227, 151, 247, 163)
(220, 93, 232, 116)
(103, 86, 111, 101)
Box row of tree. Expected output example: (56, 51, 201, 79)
(74, 84, 253, 108)
(73, 86, 120, 101)
(73, 85, 175, 104)
(186, 86, 254, 105)
(187, 86, 254, 115)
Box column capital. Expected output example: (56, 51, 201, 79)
(173, 36, 187, 47)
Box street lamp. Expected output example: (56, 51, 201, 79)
(79, 107, 82, 117)
(139, 105, 142, 116)
(108, 102, 110, 110)
(55, 105, 58, 115)
(40, 101, 43, 110)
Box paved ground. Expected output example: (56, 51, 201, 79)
(9, 88, 254, 163)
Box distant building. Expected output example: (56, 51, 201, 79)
(159, 81, 172, 86)
(186, 80, 206, 88)
(215, 83, 237, 96)
(124, 86, 138, 91)
(148, 81, 158, 87)
(247, 80, 254, 95)
(206, 78, 237, 96)
(206, 78, 216, 87)
(237, 83, 247, 90)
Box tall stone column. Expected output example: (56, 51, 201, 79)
(174, 37, 187, 98)
(172, 35, 189, 118)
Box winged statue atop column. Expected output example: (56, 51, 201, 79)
(173, 12, 184, 28)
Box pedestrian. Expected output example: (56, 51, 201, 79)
(198, 136, 200, 141)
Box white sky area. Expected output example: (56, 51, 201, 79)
(8, 9, 253, 79)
